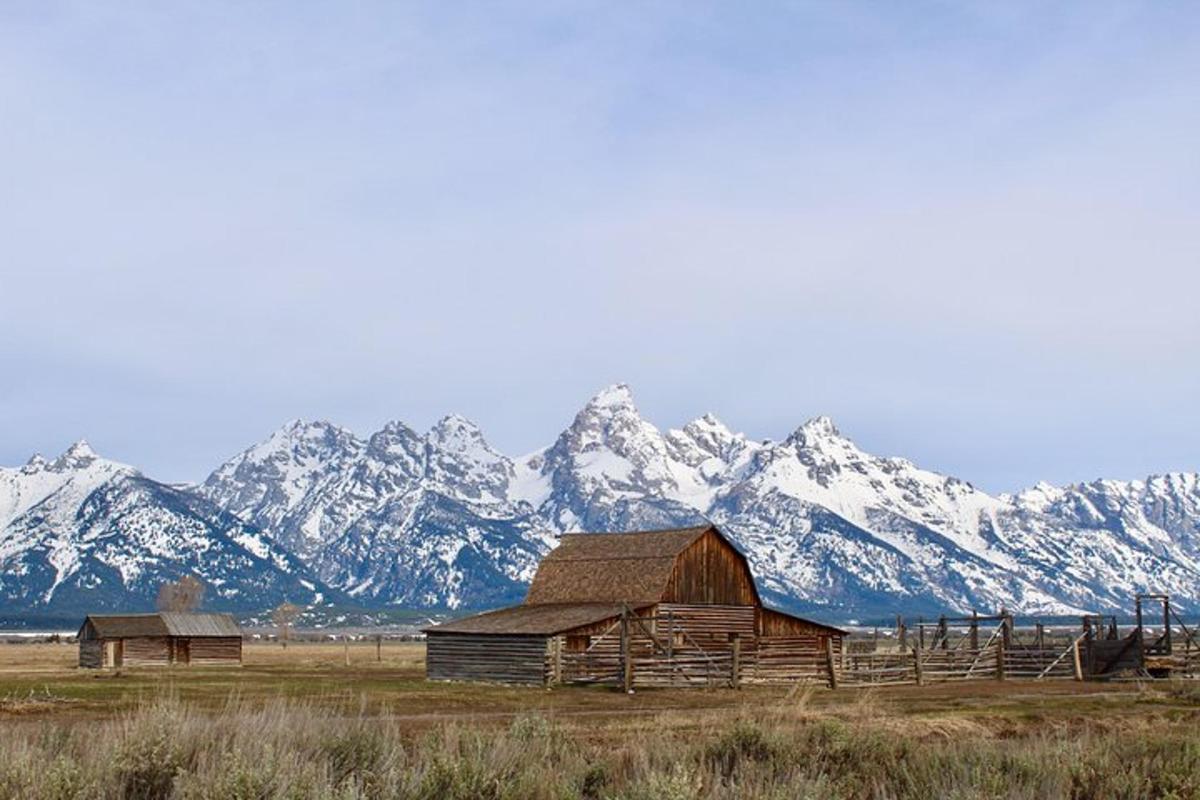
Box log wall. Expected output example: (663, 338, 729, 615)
(655, 603, 755, 646)
(78, 640, 103, 669)
(121, 637, 171, 667)
(185, 637, 243, 665)
(426, 633, 550, 685)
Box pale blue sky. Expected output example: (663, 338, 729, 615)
(2, 2, 1198, 491)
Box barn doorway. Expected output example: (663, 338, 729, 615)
(105, 640, 123, 668)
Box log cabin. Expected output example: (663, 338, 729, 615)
(424, 525, 845, 686)
(77, 612, 243, 668)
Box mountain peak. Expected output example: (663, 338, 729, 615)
(281, 418, 342, 437)
(429, 414, 489, 450)
(52, 439, 100, 469)
(799, 415, 840, 437)
(66, 438, 97, 457)
(585, 383, 636, 412)
(24, 452, 49, 468)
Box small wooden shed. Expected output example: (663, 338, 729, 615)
(77, 612, 243, 668)
(424, 525, 844, 686)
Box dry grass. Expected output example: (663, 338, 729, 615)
(1, 692, 1198, 799)
(2, 641, 1200, 798)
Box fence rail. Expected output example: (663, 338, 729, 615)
(554, 607, 1200, 690)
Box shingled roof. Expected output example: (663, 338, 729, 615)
(80, 612, 241, 639)
(522, 525, 714, 605)
(425, 603, 651, 635)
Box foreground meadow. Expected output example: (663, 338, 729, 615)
(2, 641, 1199, 799)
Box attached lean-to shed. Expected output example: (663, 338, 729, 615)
(77, 612, 243, 668)
(424, 525, 845, 687)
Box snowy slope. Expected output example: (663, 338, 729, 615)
(201, 417, 552, 609)
(0, 442, 332, 614)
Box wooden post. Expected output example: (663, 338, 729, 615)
(1165, 597, 1173, 654)
(620, 609, 632, 693)
(1072, 639, 1084, 682)
(913, 644, 924, 686)
(896, 614, 907, 651)
(996, 639, 1006, 681)
(731, 636, 741, 689)
(970, 610, 979, 651)
(825, 637, 838, 690)
(1036, 623, 1045, 651)
(1001, 610, 1012, 650)
(376, 635, 382, 663)
(552, 636, 563, 685)
(667, 610, 674, 681)
(344, 635, 350, 667)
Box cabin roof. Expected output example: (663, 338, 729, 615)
(523, 525, 715, 605)
(80, 612, 241, 639)
(423, 603, 645, 635)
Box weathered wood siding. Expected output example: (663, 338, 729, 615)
(1085, 635, 1144, 677)
(426, 633, 550, 685)
(654, 604, 756, 647)
(185, 637, 243, 665)
(758, 607, 838, 638)
(121, 637, 172, 667)
(78, 640, 103, 668)
(662, 529, 758, 605)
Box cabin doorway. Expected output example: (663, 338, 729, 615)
(105, 640, 123, 668)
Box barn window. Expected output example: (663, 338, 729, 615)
(565, 635, 590, 652)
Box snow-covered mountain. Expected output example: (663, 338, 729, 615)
(0, 442, 331, 617)
(200, 417, 553, 610)
(5, 385, 1199, 618)
(197, 384, 1200, 617)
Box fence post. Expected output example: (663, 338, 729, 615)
(913, 643, 924, 686)
(344, 635, 350, 667)
(552, 636, 563, 685)
(1072, 639, 1084, 682)
(825, 638, 839, 690)
(996, 639, 1006, 681)
(667, 610, 674, 682)
(731, 636, 741, 689)
(620, 609, 633, 693)
(376, 635, 382, 663)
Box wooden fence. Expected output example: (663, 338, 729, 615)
(555, 607, 1200, 690)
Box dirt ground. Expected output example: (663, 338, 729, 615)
(0, 640, 1193, 735)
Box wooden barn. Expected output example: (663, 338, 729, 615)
(77, 612, 243, 668)
(424, 525, 845, 687)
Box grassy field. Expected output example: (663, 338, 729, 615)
(2, 641, 1200, 798)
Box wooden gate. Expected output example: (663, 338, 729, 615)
(557, 608, 735, 689)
